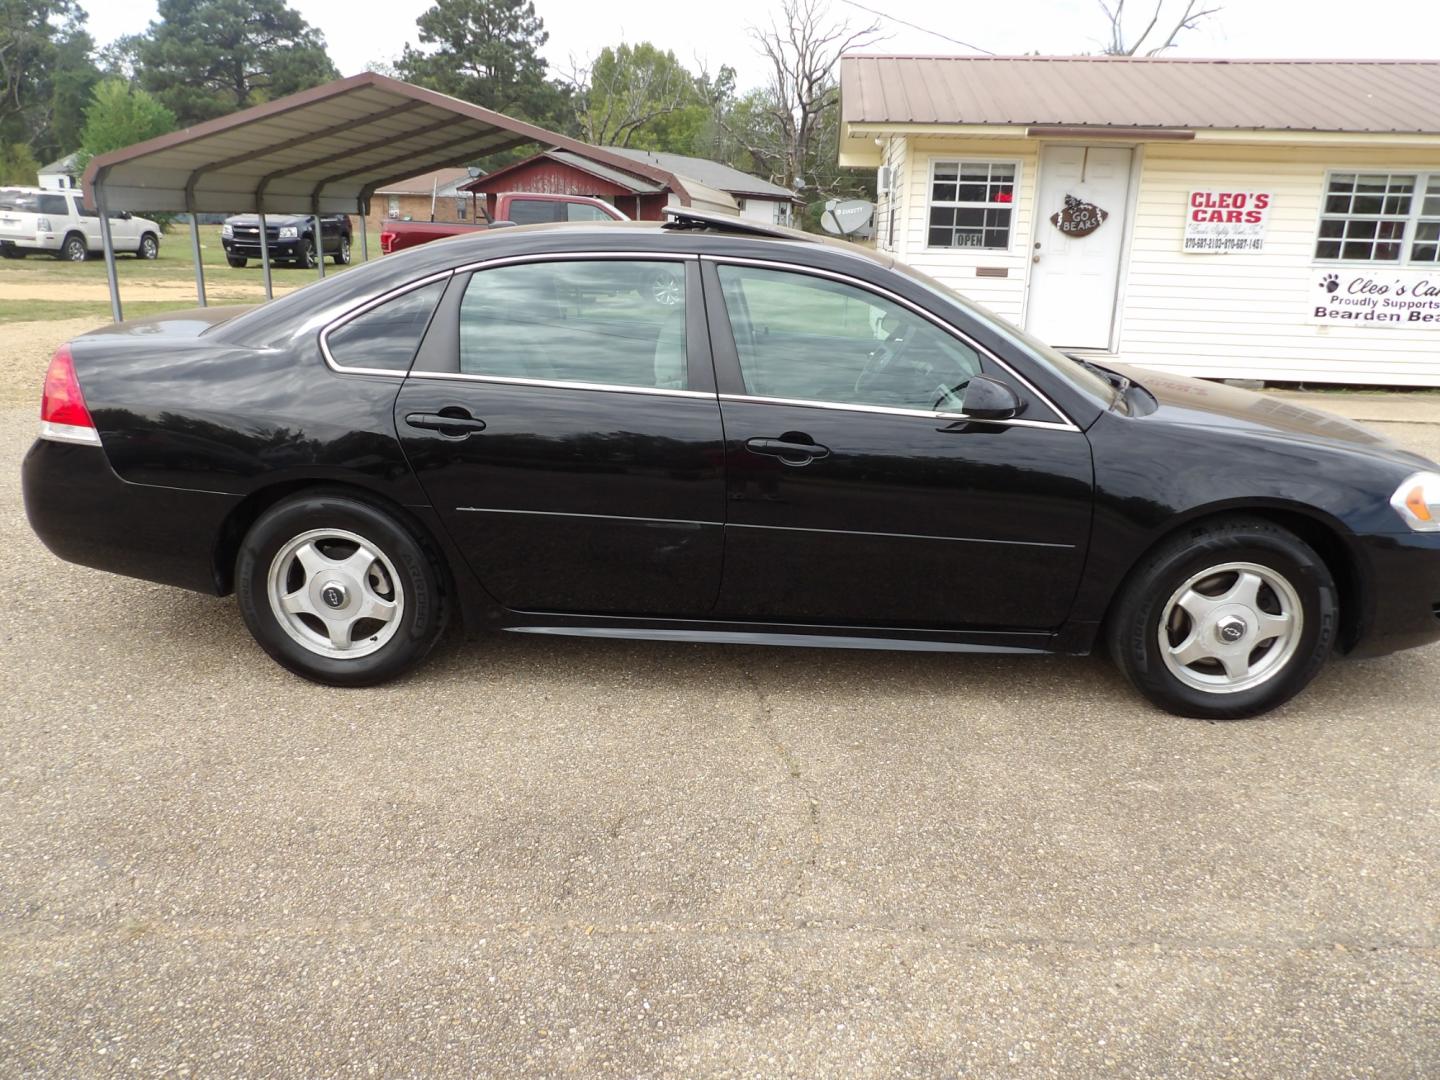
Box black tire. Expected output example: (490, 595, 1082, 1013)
(235, 492, 448, 687)
(1, 248, 22, 259)
(57, 233, 87, 261)
(299, 237, 317, 269)
(1105, 517, 1337, 720)
(333, 235, 351, 265)
(137, 232, 159, 259)
(227, 256, 248, 268)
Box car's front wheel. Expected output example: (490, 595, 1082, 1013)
(1106, 517, 1337, 719)
(299, 237, 317, 269)
(137, 233, 159, 259)
(334, 235, 351, 265)
(236, 493, 448, 686)
(227, 255, 247, 268)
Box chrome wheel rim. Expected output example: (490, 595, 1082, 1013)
(266, 528, 404, 659)
(141, 237, 156, 258)
(1158, 561, 1303, 695)
(651, 270, 681, 305)
(339, 238, 350, 263)
(66, 239, 85, 261)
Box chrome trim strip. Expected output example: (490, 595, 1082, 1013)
(730, 521, 1074, 549)
(718, 392, 1068, 430)
(320, 269, 455, 376)
(38, 420, 101, 445)
(457, 506, 722, 527)
(406, 370, 716, 399)
(452, 250, 697, 274)
(700, 254, 1081, 432)
(454, 506, 1069, 549)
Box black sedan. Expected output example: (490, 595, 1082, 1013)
(22, 209, 1440, 718)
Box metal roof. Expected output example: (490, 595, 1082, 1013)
(80, 72, 687, 214)
(840, 56, 1440, 134)
(536, 150, 667, 193)
(604, 147, 802, 201)
(374, 167, 476, 197)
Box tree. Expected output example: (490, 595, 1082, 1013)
(744, 0, 882, 192)
(0, 139, 40, 183)
(566, 43, 705, 149)
(1096, 0, 1220, 55)
(75, 77, 175, 172)
(397, 0, 568, 128)
(0, 0, 99, 159)
(136, 0, 337, 127)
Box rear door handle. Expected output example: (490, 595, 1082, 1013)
(745, 437, 831, 465)
(404, 410, 487, 438)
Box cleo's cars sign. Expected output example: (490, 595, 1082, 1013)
(1311, 271, 1440, 328)
(1184, 190, 1271, 253)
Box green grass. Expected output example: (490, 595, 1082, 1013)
(0, 225, 373, 286)
(0, 299, 206, 325)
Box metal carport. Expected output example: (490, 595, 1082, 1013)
(81, 72, 722, 321)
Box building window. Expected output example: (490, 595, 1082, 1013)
(1315, 171, 1440, 264)
(927, 161, 1016, 250)
(387, 195, 400, 218)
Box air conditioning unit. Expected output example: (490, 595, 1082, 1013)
(877, 165, 893, 197)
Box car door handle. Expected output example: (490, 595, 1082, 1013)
(404, 410, 487, 438)
(745, 437, 831, 464)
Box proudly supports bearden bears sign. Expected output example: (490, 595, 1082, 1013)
(1312, 271, 1440, 327)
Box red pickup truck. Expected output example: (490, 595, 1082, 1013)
(380, 192, 628, 254)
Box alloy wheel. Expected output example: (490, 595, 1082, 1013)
(651, 269, 682, 305)
(1157, 561, 1303, 694)
(265, 528, 405, 659)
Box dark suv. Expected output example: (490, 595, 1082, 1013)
(220, 214, 352, 268)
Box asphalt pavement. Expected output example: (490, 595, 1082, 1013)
(1, 404, 1438, 1079)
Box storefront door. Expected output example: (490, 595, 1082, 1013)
(1025, 145, 1133, 350)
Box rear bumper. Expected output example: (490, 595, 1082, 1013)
(1349, 531, 1440, 659)
(1, 235, 61, 252)
(22, 438, 241, 596)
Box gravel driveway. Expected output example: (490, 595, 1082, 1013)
(1, 346, 1438, 1077)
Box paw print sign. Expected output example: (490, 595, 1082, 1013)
(1051, 194, 1109, 238)
(1320, 273, 1341, 294)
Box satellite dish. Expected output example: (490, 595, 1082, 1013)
(820, 198, 875, 237)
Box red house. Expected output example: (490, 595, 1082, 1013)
(462, 148, 802, 224)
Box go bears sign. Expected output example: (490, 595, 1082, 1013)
(1183, 189, 1272, 253)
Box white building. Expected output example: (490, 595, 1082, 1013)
(37, 152, 80, 190)
(840, 56, 1440, 387)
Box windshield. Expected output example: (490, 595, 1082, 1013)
(897, 264, 1119, 405)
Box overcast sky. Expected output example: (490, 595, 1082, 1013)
(86, 0, 1440, 94)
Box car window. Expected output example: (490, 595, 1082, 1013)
(506, 199, 562, 225)
(715, 264, 983, 413)
(37, 193, 68, 216)
(459, 260, 688, 390)
(75, 198, 98, 218)
(566, 202, 613, 222)
(326, 280, 447, 372)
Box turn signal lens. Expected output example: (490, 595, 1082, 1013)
(1390, 472, 1440, 532)
(38, 344, 99, 445)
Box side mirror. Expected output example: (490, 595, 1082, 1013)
(119, 211, 132, 219)
(961, 375, 1022, 421)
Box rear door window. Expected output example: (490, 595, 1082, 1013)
(325, 280, 448, 372)
(458, 260, 689, 389)
(38, 193, 68, 216)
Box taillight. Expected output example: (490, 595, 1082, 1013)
(380, 230, 396, 255)
(39, 344, 99, 445)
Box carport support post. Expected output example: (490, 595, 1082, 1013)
(94, 182, 122, 323)
(257, 210, 273, 300)
(185, 194, 207, 307)
(359, 211, 368, 263)
(313, 213, 325, 280)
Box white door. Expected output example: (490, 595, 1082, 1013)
(1025, 146, 1133, 350)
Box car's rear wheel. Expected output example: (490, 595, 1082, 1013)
(1106, 517, 1337, 719)
(58, 233, 87, 261)
(334, 235, 351, 265)
(236, 493, 447, 686)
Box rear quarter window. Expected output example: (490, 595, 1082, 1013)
(324, 279, 448, 372)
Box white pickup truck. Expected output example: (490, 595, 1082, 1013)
(0, 186, 163, 261)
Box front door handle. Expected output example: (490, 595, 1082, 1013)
(745, 436, 831, 465)
(404, 409, 487, 438)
